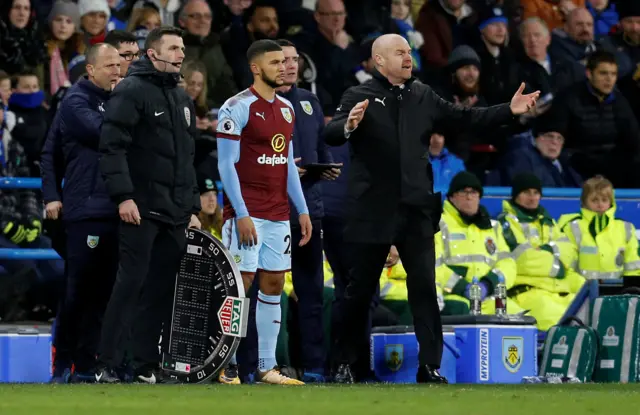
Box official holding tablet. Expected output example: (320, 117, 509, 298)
(275, 39, 340, 382)
(324, 34, 540, 384)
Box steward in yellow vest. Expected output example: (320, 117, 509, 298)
(497, 173, 584, 330)
(436, 172, 524, 315)
(558, 176, 640, 284)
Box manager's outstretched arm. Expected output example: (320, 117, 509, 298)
(286, 142, 309, 216)
(217, 138, 249, 219)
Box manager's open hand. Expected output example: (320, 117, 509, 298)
(346, 99, 369, 131)
(509, 83, 540, 115)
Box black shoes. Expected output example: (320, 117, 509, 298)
(416, 365, 448, 384)
(94, 366, 121, 384)
(134, 365, 180, 384)
(333, 364, 355, 384)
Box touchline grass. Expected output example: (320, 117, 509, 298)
(0, 384, 637, 415)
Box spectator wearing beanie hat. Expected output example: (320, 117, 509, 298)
(78, 0, 110, 45)
(497, 172, 584, 330)
(470, 5, 521, 106)
(438, 45, 487, 107)
(197, 174, 222, 240)
(485, 111, 583, 188)
(45, 0, 85, 97)
(436, 171, 523, 316)
(433, 45, 489, 164)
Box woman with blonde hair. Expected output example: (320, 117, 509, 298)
(180, 60, 214, 132)
(197, 174, 222, 240)
(126, 4, 161, 48)
(559, 175, 640, 287)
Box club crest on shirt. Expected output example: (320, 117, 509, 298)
(87, 235, 99, 249)
(300, 100, 313, 115)
(184, 107, 191, 126)
(281, 107, 293, 123)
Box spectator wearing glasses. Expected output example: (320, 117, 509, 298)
(486, 112, 583, 188)
(105, 30, 140, 78)
(179, 0, 237, 108)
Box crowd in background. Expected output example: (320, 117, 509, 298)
(0, 0, 639, 357)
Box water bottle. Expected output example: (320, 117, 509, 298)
(495, 274, 507, 317)
(469, 277, 482, 316)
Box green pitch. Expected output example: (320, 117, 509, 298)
(0, 384, 637, 414)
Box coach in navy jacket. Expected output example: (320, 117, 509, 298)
(279, 85, 333, 223)
(40, 44, 121, 381)
(41, 76, 117, 221)
(275, 39, 335, 381)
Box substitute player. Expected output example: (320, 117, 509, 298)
(216, 39, 312, 385)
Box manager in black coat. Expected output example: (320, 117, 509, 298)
(96, 27, 201, 384)
(324, 34, 540, 384)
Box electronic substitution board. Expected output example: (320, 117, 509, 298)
(162, 229, 248, 383)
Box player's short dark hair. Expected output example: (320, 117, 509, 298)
(586, 50, 617, 71)
(144, 26, 184, 52)
(85, 43, 118, 65)
(242, 0, 277, 26)
(275, 39, 295, 49)
(105, 30, 138, 49)
(246, 39, 282, 63)
(10, 70, 38, 88)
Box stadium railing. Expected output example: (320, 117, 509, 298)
(3, 178, 640, 259)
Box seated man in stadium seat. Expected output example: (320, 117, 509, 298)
(558, 176, 640, 285)
(436, 172, 524, 315)
(497, 173, 584, 330)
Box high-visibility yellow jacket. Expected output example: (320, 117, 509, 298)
(284, 258, 336, 296)
(558, 205, 640, 280)
(497, 200, 584, 293)
(379, 262, 408, 301)
(436, 200, 517, 296)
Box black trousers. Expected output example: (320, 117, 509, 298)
(290, 219, 325, 371)
(97, 219, 186, 370)
(54, 220, 118, 372)
(334, 207, 443, 368)
(323, 216, 379, 377)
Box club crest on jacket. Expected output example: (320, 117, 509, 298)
(300, 100, 313, 115)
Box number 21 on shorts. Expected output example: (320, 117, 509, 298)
(284, 234, 291, 255)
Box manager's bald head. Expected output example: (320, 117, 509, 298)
(371, 34, 413, 85)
